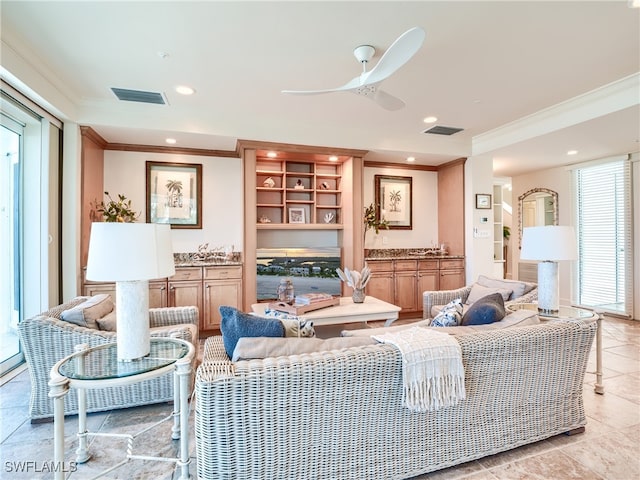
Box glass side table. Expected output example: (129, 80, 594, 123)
(49, 338, 195, 480)
(507, 302, 603, 394)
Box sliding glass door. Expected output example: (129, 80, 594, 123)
(0, 113, 23, 375)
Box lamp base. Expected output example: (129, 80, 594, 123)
(115, 280, 150, 361)
(537, 261, 559, 316)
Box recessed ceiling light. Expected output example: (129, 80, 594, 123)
(567, 150, 578, 155)
(407, 156, 415, 162)
(266, 151, 277, 158)
(423, 116, 437, 124)
(329, 156, 338, 162)
(175, 85, 195, 95)
(165, 138, 177, 144)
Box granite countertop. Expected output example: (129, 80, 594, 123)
(173, 252, 243, 267)
(174, 260, 243, 267)
(365, 248, 464, 261)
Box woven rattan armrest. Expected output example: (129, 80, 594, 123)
(149, 306, 198, 328)
(422, 285, 472, 319)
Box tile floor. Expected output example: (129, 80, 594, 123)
(0, 315, 638, 479)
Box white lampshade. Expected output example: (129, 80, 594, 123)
(520, 225, 577, 261)
(87, 223, 175, 281)
(86, 222, 175, 361)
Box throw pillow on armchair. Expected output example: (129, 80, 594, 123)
(461, 293, 506, 325)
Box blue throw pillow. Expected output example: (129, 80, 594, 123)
(431, 298, 464, 327)
(461, 293, 506, 326)
(219, 306, 285, 358)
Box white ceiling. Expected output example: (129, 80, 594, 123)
(1, 1, 639, 177)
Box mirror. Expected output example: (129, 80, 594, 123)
(518, 188, 558, 248)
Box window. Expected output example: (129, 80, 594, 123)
(574, 158, 633, 316)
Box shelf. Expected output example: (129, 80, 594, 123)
(316, 205, 341, 209)
(257, 203, 284, 207)
(256, 223, 343, 230)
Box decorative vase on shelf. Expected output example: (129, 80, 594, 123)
(352, 288, 366, 304)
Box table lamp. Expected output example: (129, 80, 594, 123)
(520, 225, 577, 315)
(86, 223, 175, 361)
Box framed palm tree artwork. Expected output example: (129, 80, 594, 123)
(374, 175, 412, 230)
(146, 161, 202, 229)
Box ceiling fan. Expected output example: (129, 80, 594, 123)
(282, 26, 425, 111)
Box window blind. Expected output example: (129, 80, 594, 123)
(575, 159, 633, 316)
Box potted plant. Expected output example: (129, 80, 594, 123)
(94, 192, 139, 223)
(363, 203, 389, 248)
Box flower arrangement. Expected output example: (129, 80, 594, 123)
(94, 192, 139, 223)
(336, 265, 372, 290)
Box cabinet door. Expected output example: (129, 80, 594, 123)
(440, 269, 465, 290)
(168, 280, 203, 324)
(365, 273, 394, 305)
(203, 279, 243, 331)
(84, 283, 116, 300)
(417, 270, 439, 294)
(148, 281, 168, 308)
(394, 271, 418, 312)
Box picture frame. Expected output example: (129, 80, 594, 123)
(288, 207, 306, 224)
(146, 161, 202, 229)
(374, 175, 412, 230)
(475, 193, 492, 209)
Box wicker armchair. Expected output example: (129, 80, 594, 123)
(19, 296, 198, 421)
(423, 278, 538, 319)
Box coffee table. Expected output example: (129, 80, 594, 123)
(48, 338, 195, 480)
(252, 296, 401, 327)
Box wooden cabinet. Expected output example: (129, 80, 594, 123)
(202, 266, 243, 330)
(366, 261, 394, 305)
(438, 259, 466, 290)
(366, 257, 465, 315)
(417, 260, 439, 294)
(256, 158, 342, 227)
(148, 281, 168, 308)
(83, 264, 243, 333)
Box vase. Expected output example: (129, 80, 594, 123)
(352, 288, 366, 303)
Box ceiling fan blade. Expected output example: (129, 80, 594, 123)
(363, 26, 425, 85)
(370, 89, 405, 111)
(282, 75, 362, 95)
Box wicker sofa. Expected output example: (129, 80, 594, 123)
(19, 296, 198, 421)
(423, 275, 538, 320)
(195, 317, 596, 480)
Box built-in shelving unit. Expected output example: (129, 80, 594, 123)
(256, 157, 342, 228)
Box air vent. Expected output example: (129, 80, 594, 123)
(111, 88, 166, 105)
(423, 125, 464, 136)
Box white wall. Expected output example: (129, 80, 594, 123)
(464, 155, 495, 284)
(363, 166, 438, 249)
(103, 151, 243, 254)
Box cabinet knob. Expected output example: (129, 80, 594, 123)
(161, 286, 166, 291)
(170, 286, 175, 290)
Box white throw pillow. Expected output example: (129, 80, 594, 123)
(466, 283, 512, 305)
(476, 275, 529, 300)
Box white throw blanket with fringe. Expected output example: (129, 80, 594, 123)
(372, 327, 466, 412)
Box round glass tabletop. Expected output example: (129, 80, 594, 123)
(58, 338, 189, 381)
(507, 302, 596, 319)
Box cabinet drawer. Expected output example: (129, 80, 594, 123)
(366, 260, 394, 272)
(440, 259, 465, 269)
(170, 267, 203, 281)
(418, 259, 439, 270)
(204, 266, 242, 280)
(394, 260, 417, 271)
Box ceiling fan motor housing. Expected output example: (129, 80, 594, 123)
(354, 45, 375, 63)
